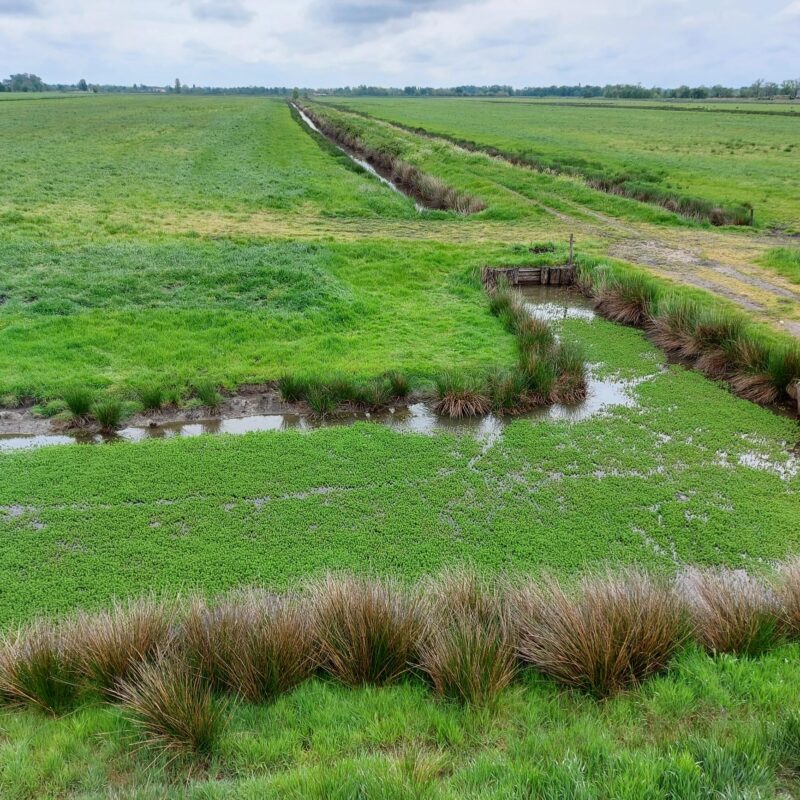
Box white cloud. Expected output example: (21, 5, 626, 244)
(0, 0, 795, 87)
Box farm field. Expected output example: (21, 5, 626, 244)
(320, 96, 800, 230)
(1, 93, 800, 798)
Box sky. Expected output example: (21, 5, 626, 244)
(1, 0, 798, 88)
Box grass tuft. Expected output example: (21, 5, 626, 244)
(180, 591, 315, 702)
(0, 621, 78, 714)
(276, 374, 310, 404)
(308, 574, 422, 687)
(433, 371, 490, 418)
(70, 597, 173, 696)
(91, 399, 124, 432)
(193, 379, 222, 411)
(419, 570, 516, 706)
(515, 571, 687, 697)
(62, 386, 94, 419)
(681, 568, 781, 656)
(115, 654, 225, 760)
(136, 383, 165, 411)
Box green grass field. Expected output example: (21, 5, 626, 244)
(321, 96, 800, 230)
(1, 93, 799, 798)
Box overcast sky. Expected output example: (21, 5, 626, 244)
(1, 0, 798, 88)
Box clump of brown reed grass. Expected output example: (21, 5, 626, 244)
(70, 597, 173, 696)
(514, 571, 687, 697)
(593, 275, 657, 327)
(775, 559, 800, 640)
(418, 570, 516, 706)
(308, 574, 422, 686)
(0, 621, 79, 714)
(648, 296, 701, 355)
(180, 589, 316, 702)
(115, 653, 225, 761)
(433, 372, 491, 418)
(680, 568, 781, 656)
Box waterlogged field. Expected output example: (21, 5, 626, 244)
(1, 315, 798, 622)
(1, 94, 800, 798)
(322, 95, 800, 230)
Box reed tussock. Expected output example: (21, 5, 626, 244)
(593, 275, 657, 327)
(515, 571, 687, 697)
(181, 590, 314, 701)
(433, 372, 491, 418)
(680, 568, 780, 656)
(70, 597, 173, 696)
(775, 559, 800, 639)
(115, 654, 225, 759)
(308, 574, 422, 686)
(212, 591, 314, 703)
(419, 570, 516, 706)
(0, 621, 78, 714)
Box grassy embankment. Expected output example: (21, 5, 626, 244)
(320, 95, 800, 230)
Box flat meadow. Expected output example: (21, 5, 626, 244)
(0, 93, 799, 798)
(322, 95, 800, 231)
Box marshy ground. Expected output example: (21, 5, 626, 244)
(0, 93, 799, 797)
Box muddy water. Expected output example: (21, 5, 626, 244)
(0, 289, 649, 452)
(293, 105, 425, 212)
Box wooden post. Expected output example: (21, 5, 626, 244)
(749, 207, 754, 226)
(568, 234, 574, 266)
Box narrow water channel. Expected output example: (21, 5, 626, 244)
(0, 289, 650, 452)
(292, 104, 425, 212)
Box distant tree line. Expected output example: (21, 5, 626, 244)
(2, 73, 798, 100)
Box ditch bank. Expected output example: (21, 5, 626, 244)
(323, 103, 753, 226)
(291, 103, 486, 214)
(0, 289, 651, 451)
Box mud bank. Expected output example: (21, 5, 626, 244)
(0, 289, 654, 451)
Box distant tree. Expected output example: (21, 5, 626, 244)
(8, 73, 46, 92)
(292, 87, 299, 100)
(781, 79, 799, 99)
(174, 78, 181, 93)
(77, 78, 88, 91)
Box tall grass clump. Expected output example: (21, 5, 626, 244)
(552, 341, 589, 404)
(308, 575, 422, 687)
(354, 377, 394, 411)
(306, 383, 338, 418)
(516, 315, 555, 352)
(136, 382, 165, 411)
(71, 597, 173, 696)
(180, 590, 314, 703)
(115, 654, 225, 761)
(648, 294, 703, 356)
(680, 568, 781, 656)
(518, 350, 557, 402)
(276, 374, 310, 404)
(193, 379, 222, 411)
(775, 559, 800, 640)
(91, 398, 124, 432)
(62, 386, 94, 419)
(384, 370, 411, 399)
(419, 570, 516, 706)
(515, 571, 687, 697)
(0, 621, 78, 715)
(593, 273, 659, 327)
(486, 368, 529, 415)
(433, 371, 490, 418)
